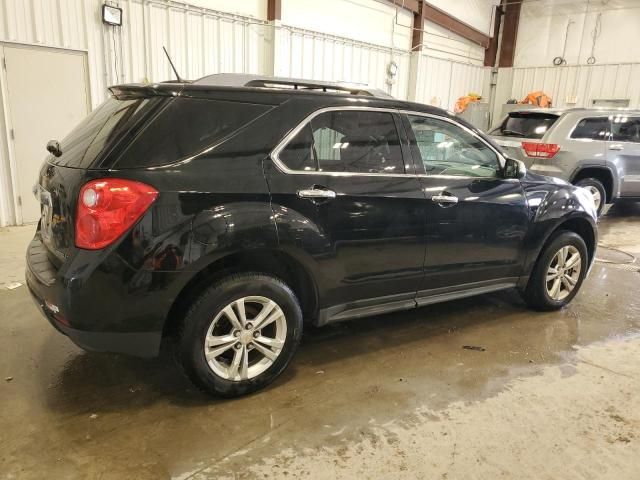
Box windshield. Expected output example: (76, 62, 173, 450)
(490, 112, 559, 139)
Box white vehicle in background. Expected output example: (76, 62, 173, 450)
(489, 108, 640, 215)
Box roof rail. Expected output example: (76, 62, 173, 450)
(193, 73, 393, 99)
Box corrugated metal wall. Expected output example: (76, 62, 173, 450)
(0, 0, 270, 225)
(414, 55, 490, 111)
(509, 64, 640, 108)
(0, 0, 269, 107)
(274, 25, 410, 100)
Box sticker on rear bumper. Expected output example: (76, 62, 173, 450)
(494, 139, 523, 148)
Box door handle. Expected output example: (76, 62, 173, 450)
(297, 187, 336, 200)
(431, 194, 458, 206)
(609, 144, 624, 151)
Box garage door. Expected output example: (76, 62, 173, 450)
(2, 44, 90, 223)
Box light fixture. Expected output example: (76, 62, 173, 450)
(102, 4, 122, 26)
(387, 61, 399, 78)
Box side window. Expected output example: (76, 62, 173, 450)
(611, 116, 640, 143)
(277, 110, 405, 174)
(278, 124, 316, 171)
(570, 117, 610, 140)
(407, 114, 501, 178)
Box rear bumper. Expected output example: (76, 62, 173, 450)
(25, 235, 163, 358)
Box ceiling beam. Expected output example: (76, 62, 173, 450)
(389, 0, 421, 15)
(411, 1, 424, 50)
(422, 2, 490, 48)
(484, 6, 503, 66)
(498, 0, 521, 67)
(267, 0, 281, 21)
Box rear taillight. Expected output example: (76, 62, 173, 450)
(521, 142, 561, 159)
(75, 179, 158, 250)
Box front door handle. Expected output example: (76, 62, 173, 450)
(609, 144, 624, 151)
(297, 187, 336, 200)
(431, 194, 458, 206)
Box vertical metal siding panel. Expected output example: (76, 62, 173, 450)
(612, 64, 629, 99)
(416, 55, 490, 110)
(629, 65, 640, 108)
(148, 3, 168, 81)
(167, 6, 186, 76)
(203, 15, 217, 75)
(186, 11, 202, 79)
(510, 64, 640, 109)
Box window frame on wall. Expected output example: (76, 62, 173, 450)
(401, 110, 507, 178)
(271, 106, 412, 176)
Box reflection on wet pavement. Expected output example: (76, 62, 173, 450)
(1, 203, 639, 479)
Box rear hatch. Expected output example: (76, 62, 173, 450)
(489, 111, 560, 166)
(36, 93, 169, 265)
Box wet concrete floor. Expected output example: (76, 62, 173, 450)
(1, 202, 640, 479)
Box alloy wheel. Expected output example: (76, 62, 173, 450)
(204, 296, 287, 381)
(545, 245, 582, 301)
(584, 185, 602, 211)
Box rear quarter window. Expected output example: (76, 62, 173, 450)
(116, 98, 273, 168)
(491, 112, 559, 139)
(52, 97, 161, 169)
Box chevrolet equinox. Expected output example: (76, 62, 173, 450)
(27, 74, 598, 397)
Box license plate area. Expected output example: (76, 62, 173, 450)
(33, 184, 53, 240)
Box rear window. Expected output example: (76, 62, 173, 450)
(490, 112, 559, 139)
(53, 97, 160, 168)
(117, 98, 273, 168)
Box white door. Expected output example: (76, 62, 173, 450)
(2, 44, 89, 223)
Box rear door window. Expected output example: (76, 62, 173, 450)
(571, 117, 611, 140)
(611, 116, 640, 143)
(117, 98, 273, 168)
(277, 110, 405, 174)
(490, 112, 559, 139)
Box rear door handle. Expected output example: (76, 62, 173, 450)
(609, 144, 624, 151)
(297, 187, 336, 200)
(431, 194, 458, 206)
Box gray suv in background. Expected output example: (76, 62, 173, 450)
(489, 108, 640, 215)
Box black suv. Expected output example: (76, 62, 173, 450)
(27, 74, 598, 397)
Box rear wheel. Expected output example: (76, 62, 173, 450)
(177, 273, 303, 397)
(575, 178, 606, 215)
(522, 231, 588, 311)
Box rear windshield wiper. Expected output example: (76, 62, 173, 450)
(500, 129, 526, 137)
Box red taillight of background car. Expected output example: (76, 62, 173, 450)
(75, 179, 158, 250)
(521, 142, 561, 159)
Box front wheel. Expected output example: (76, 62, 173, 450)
(522, 231, 589, 311)
(177, 273, 303, 397)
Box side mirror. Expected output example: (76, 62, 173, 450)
(46, 140, 62, 157)
(504, 157, 526, 179)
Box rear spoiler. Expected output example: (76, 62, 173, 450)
(108, 83, 187, 99)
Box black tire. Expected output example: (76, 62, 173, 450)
(574, 178, 606, 216)
(522, 231, 589, 311)
(177, 273, 303, 397)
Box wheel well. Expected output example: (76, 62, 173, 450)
(163, 250, 318, 338)
(550, 217, 596, 264)
(572, 167, 613, 203)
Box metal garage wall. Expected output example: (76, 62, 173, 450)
(113, 0, 270, 93)
(414, 55, 490, 111)
(274, 25, 411, 100)
(0, 0, 269, 226)
(509, 64, 640, 109)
